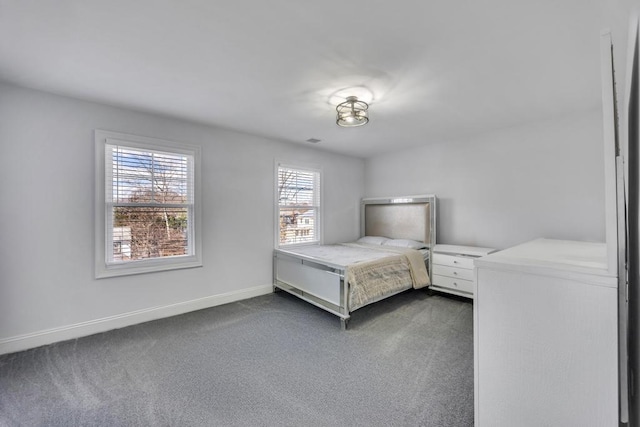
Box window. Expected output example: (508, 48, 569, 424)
(95, 130, 201, 278)
(277, 164, 321, 246)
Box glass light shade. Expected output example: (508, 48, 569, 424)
(336, 96, 369, 127)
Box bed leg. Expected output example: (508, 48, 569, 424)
(341, 318, 349, 330)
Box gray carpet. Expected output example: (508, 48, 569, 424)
(0, 290, 474, 426)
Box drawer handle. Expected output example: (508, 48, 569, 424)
(453, 272, 458, 275)
(453, 282, 458, 287)
(453, 260, 458, 264)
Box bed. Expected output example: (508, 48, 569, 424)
(273, 195, 436, 328)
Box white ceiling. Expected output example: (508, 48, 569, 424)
(0, 1, 620, 158)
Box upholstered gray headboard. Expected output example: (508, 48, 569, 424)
(360, 195, 436, 246)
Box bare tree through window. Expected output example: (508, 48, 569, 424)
(277, 166, 319, 245)
(109, 146, 192, 261)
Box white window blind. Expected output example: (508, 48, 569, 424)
(106, 143, 194, 262)
(277, 165, 320, 246)
(95, 130, 201, 278)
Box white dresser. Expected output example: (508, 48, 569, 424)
(474, 239, 618, 427)
(431, 244, 496, 298)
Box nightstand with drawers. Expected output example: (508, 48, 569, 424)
(431, 244, 497, 298)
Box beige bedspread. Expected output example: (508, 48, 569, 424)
(345, 244, 430, 311)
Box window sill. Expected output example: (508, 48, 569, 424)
(277, 241, 321, 249)
(95, 255, 202, 279)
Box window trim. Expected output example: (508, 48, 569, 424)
(275, 162, 323, 248)
(95, 130, 202, 278)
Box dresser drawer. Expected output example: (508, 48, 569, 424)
(432, 253, 475, 269)
(432, 274, 474, 294)
(432, 264, 474, 281)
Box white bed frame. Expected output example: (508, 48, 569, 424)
(273, 195, 436, 329)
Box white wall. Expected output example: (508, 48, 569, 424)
(365, 110, 605, 250)
(0, 83, 364, 353)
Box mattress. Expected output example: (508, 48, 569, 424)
(278, 243, 430, 268)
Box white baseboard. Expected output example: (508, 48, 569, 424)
(0, 284, 273, 356)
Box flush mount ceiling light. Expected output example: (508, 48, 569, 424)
(336, 96, 369, 127)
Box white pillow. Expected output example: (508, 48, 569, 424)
(383, 238, 428, 250)
(356, 236, 389, 245)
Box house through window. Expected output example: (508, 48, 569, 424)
(277, 165, 321, 246)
